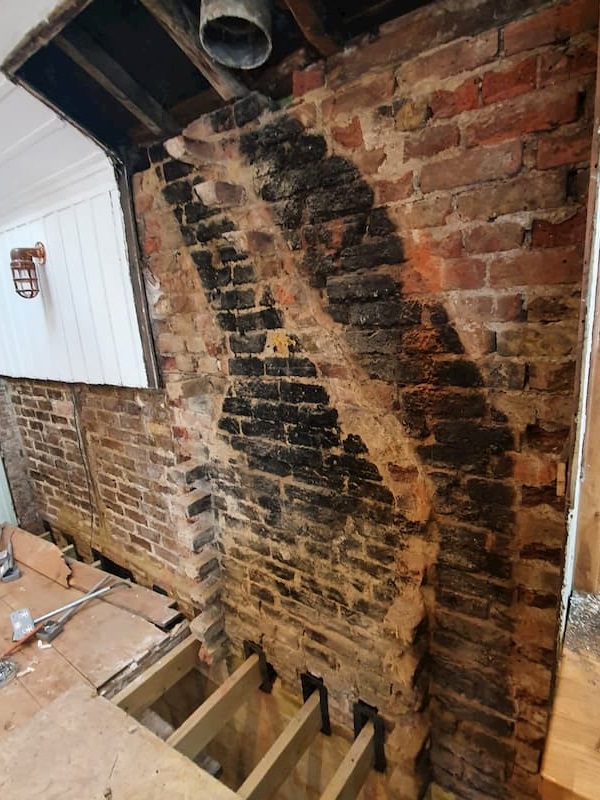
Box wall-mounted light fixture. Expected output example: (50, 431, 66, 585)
(10, 243, 46, 299)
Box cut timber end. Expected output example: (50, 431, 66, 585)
(113, 634, 199, 717)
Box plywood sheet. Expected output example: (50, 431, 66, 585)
(50, 597, 168, 688)
(5, 525, 70, 587)
(0, 677, 41, 741)
(0, 686, 241, 800)
(68, 558, 181, 629)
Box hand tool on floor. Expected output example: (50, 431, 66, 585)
(35, 575, 111, 643)
(9, 578, 129, 641)
(0, 537, 20, 583)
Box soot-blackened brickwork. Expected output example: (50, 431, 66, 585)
(153, 104, 520, 798)
(239, 115, 519, 797)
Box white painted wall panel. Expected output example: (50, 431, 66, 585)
(0, 188, 148, 386)
(0, 459, 17, 525)
(0, 76, 151, 388)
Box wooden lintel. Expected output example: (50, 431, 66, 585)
(112, 635, 199, 717)
(320, 724, 375, 800)
(54, 28, 178, 136)
(238, 692, 322, 800)
(1, 0, 94, 75)
(138, 0, 248, 102)
(282, 0, 339, 58)
(167, 653, 262, 758)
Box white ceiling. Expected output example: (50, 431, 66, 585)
(0, 0, 64, 63)
(0, 2, 115, 226)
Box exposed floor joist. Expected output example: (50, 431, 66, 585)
(54, 27, 178, 136)
(320, 724, 374, 800)
(113, 634, 199, 717)
(282, 0, 339, 57)
(138, 0, 248, 102)
(167, 653, 262, 759)
(238, 692, 322, 800)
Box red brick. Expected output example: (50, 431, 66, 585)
(331, 116, 363, 149)
(528, 361, 576, 392)
(391, 195, 452, 229)
(464, 85, 580, 147)
(430, 77, 480, 119)
(504, 0, 599, 55)
(402, 244, 486, 292)
(396, 30, 499, 86)
(375, 172, 414, 203)
(451, 293, 524, 322)
(464, 222, 525, 253)
(404, 123, 460, 160)
(353, 147, 387, 175)
(292, 63, 325, 97)
(322, 72, 395, 120)
(539, 34, 598, 86)
(487, 246, 583, 288)
(537, 130, 592, 169)
(531, 210, 587, 247)
(456, 171, 566, 220)
(420, 140, 522, 193)
(481, 56, 537, 105)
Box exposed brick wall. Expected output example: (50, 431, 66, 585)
(0, 0, 596, 797)
(0, 380, 41, 531)
(2, 376, 226, 633)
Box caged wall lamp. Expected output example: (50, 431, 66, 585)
(10, 242, 46, 299)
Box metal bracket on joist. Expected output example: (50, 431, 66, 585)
(243, 640, 277, 693)
(353, 699, 386, 772)
(301, 672, 331, 735)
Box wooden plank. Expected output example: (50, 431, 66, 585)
(113, 634, 199, 716)
(50, 598, 168, 688)
(572, 23, 600, 593)
(68, 559, 181, 629)
(320, 724, 374, 800)
(6, 525, 71, 587)
(282, 0, 339, 57)
(238, 692, 322, 800)
(0, 686, 241, 800)
(138, 0, 248, 101)
(54, 27, 178, 136)
(167, 653, 262, 758)
(541, 643, 600, 800)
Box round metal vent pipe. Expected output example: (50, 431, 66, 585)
(199, 0, 272, 70)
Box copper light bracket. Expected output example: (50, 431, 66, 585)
(10, 242, 45, 299)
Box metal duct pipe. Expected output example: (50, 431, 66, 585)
(199, 0, 272, 70)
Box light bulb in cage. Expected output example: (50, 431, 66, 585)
(10, 243, 46, 299)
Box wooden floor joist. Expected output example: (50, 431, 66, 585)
(320, 724, 375, 800)
(238, 691, 322, 800)
(167, 653, 262, 759)
(112, 634, 199, 717)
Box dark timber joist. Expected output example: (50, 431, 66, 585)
(54, 27, 178, 137)
(282, 0, 339, 57)
(138, 0, 249, 102)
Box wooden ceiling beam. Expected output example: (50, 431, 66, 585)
(282, 0, 339, 58)
(138, 0, 248, 102)
(55, 27, 178, 137)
